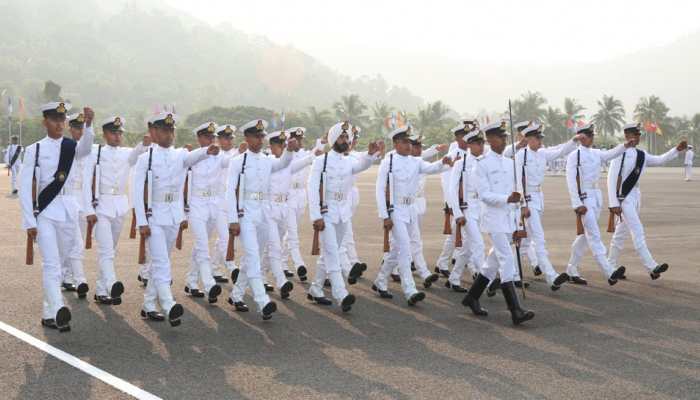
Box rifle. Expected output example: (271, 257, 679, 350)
(86, 145, 101, 249)
(442, 203, 452, 235)
(311, 153, 328, 256)
(129, 209, 137, 239)
(175, 168, 191, 250)
(508, 100, 526, 297)
(575, 149, 586, 235)
(138, 147, 153, 265)
(455, 156, 467, 248)
(227, 153, 247, 261)
(26, 143, 40, 265)
(383, 154, 394, 252)
(608, 152, 626, 233)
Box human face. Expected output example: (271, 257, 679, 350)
(217, 136, 233, 151)
(624, 131, 641, 147)
(455, 134, 468, 150)
(393, 137, 412, 156)
(245, 133, 264, 153)
(43, 115, 66, 139)
(527, 135, 543, 151)
(332, 133, 350, 153)
(579, 133, 594, 147)
(467, 140, 484, 157)
(486, 134, 507, 154)
(270, 142, 285, 157)
(410, 143, 422, 157)
(103, 129, 123, 147)
(69, 126, 84, 141)
(153, 126, 175, 148)
(197, 132, 214, 148)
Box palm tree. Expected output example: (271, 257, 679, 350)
(415, 101, 455, 144)
(564, 97, 586, 131)
(541, 107, 568, 145)
(591, 95, 625, 137)
(511, 91, 547, 123)
(634, 95, 670, 152)
(300, 106, 334, 139)
(332, 94, 368, 125)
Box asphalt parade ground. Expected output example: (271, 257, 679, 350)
(0, 166, 698, 400)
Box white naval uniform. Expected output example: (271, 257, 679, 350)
(133, 146, 211, 314)
(606, 146, 679, 272)
(447, 152, 485, 286)
(374, 152, 447, 298)
(84, 144, 146, 296)
(5, 143, 22, 192)
(226, 149, 292, 311)
(338, 150, 364, 273)
(564, 144, 626, 279)
(60, 153, 89, 287)
(307, 150, 376, 303)
(283, 148, 312, 271)
(212, 148, 239, 276)
(514, 140, 577, 285)
(184, 150, 232, 293)
(19, 128, 95, 320)
(684, 149, 694, 181)
(435, 142, 469, 272)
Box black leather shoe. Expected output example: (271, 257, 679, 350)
(214, 275, 229, 284)
(262, 301, 277, 320)
(608, 266, 626, 286)
(359, 263, 368, 272)
(230, 268, 240, 284)
(306, 294, 332, 305)
(650, 263, 668, 280)
(280, 281, 294, 299)
(436, 267, 450, 278)
(76, 283, 89, 299)
(445, 281, 467, 293)
(423, 273, 439, 289)
(227, 298, 249, 312)
(486, 278, 501, 297)
(168, 304, 184, 327)
(390, 274, 401, 282)
(462, 274, 489, 316)
(551, 273, 569, 291)
(110, 281, 124, 305)
(297, 266, 308, 282)
(407, 292, 426, 306)
(41, 318, 57, 329)
(411, 262, 416, 272)
(371, 284, 393, 299)
(94, 294, 113, 305)
(284, 270, 295, 278)
(185, 286, 205, 298)
(324, 279, 331, 288)
(208, 285, 222, 304)
(451, 258, 456, 265)
(62, 282, 77, 292)
(341, 294, 356, 312)
(55, 306, 71, 332)
(264, 283, 275, 292)
(569, 275, 588, 285)
(501, 281, 534, 325)
(348, 263, 364, 285)
(142, 278, 149, 287)
(533, 266, 542, 276)
(140, 309, 165, 321)
(514, 281, 530, 289)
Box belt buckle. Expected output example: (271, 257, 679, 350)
(333, 192, 342, 201)
(164, 193, 174, 202)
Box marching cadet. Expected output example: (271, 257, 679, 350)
(133, 112, 219, 326)
(225, 119, 297, 320)
(606, 123, 687, 280)
(684, 145, 694, 181)
(83, 116, 148, 305)
(20, 102, 95, 332)
(283, 127, 312, 281)
(5, 135, 22, 195)
(461, 121, 534, 325)
(446, 125, 486, 292)
(182, 121, 229, 304)
(307, 122, 382, 311)
(564, 123, 631, 285)
(373, 126, 451, 305)
(59, 112, 91, 298)
(136, 117, 156, 287)
(513, 122, 580, 291)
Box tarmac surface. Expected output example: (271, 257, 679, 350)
(0, 165, 699, 399)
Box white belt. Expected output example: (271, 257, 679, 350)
(99, 185, 125, 196)
(193, 189, 219, 198)
(60, 187, 81, 196)
(270, 193, 289, 203)
(153, 191, 180, 203)
(291, 182, 304, 190)
(581, 182, 599, 191)
(327, 191, 347, 202)
(397, 196, 414, 205)
(244, 191, 266, 201)
(467, 192, 479, 200)
(526, 185, 542, 193)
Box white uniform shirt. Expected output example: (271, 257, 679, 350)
(606, 146, 678, 208)
(684, 149, 694, 165)
(289, 148, 312, 210)
(448, 152, 481, 221)
(515, 140, 577, 211)
(266, 151, 315, 221)
(5, 144, 22, 168)
(474, 150, 520, 234)
(565, 144, 625, 209)
(440, 142, 468, 204)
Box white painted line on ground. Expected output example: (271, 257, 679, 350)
(0, 320, 162, 400)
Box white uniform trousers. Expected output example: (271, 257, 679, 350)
(143, 224, 178, 314)
(684, 165, 693, 181)
(94, 213, 126, 296)
(523, 209, 560, 285)
(480, 233, 517, 283)
(339, 218, 360, 271)
(9, 164, 19, 192)
(386, 214, 433, 280)
(308, 219, 350, 303)
(374, 218, 420, 299)
(213, 207, 237, 276)
(229, 219, 271, 312)
(448, 217, 484, 286)
(607, 196, 657, 271)
(521, 238, 539, 272)
(37, 214, 75, 319)
(139, 244, 151, 280)
(186, 211, 218, 293)
(566, 190, 615, 279)
(266, 214, 292, 289)
(61, 214, 87, 286)
(283, 205, 306, 270)
(435, 218, 468, 272)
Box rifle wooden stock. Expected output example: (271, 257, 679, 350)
(606, 210, 616, 233)
(226, 233, 235, 261)
(175, 223, 185, 250)
(138, 233, 146, 265)
(383, 226, 390, 252)
(442, 205, 452, 235)
(129, 209, 137, 239)
(26, 234, 34, 265)
(455, 221, 463, 248)
(311, 227, 320, 256)
(576, 213, 585, 235)
(85, 220, 94, 249)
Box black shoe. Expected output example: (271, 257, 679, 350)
(140, 309, 165, 321)
(12, 189, 18, 195)
(280, 281, 294, 299)
(142, 278, 148, 287)
(501, 281, 534, 325)
(324, 279, 331, 288)
(306, 293, 332, 305)
(445, 281, 467, 293)
(407, 292, 426, 306)
(62, 282, 77, 292)
(297, 266, 308, 282)
(264, 283, 274, 292)
(411, 262, 416, 272)
(341, 294, 356, 312)
(569, 275, 588, 285)
(262, 301, 277, 320)
(168, 304, 184, 327)
(227, 298, 249, 312)
(551, 273, 569, 291)
(185, 286, 205, 298)
(76, 283, 89, 299)
(608, 266, 626, 286)
(41, 318, 57, 329)
(486, 278, 501, 297)
(435, 267, 450, 278)
(214, 275, 229, 284)
(650, 263, 668, 280)
(462, 274, 489, 316)
(348, 263, 364, 285)
(55, 306, 71, 332)
(110, 281, 124, 305)
(230, 268, 240, 284)
(360, 263, 368, 272)
(423, 273, 439, 289)
(514, 281, 530, 289)
(390, 274, 401, 282)
(451, 258, 456, 265)
(137, 274, 143, 282)
(207, 284, 222, 304)
(94, 294, 113, 305)
(533, 266, 542, 276)
(284, 270, 295, 278)
(371, 284, 393, 299)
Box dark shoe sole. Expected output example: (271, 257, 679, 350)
(280, 281, 294, 299)
(262, 302, 277, 320)
(168, 304, 184, 327)
(56, 307, 71, 330)
(208, 285, 222, 304)
(341, 294, 356, 312)
(76, 283, 89, 299)
(408, 292, 426, 306)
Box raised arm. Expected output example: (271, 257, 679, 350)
(271, 149, 293, 172)
(421, 145, 439, 160)
(543, 138, 578, 162)
(183, 147, 209, 168)
(351, 151, 376, 174)
(598, 143, 626, 162)
(645, 147, 679, 166)
(75, 125, 95, 159)
(127, 143, 149, 166)
(418, 158, 449, 175)
(290, 151, 316, 174)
